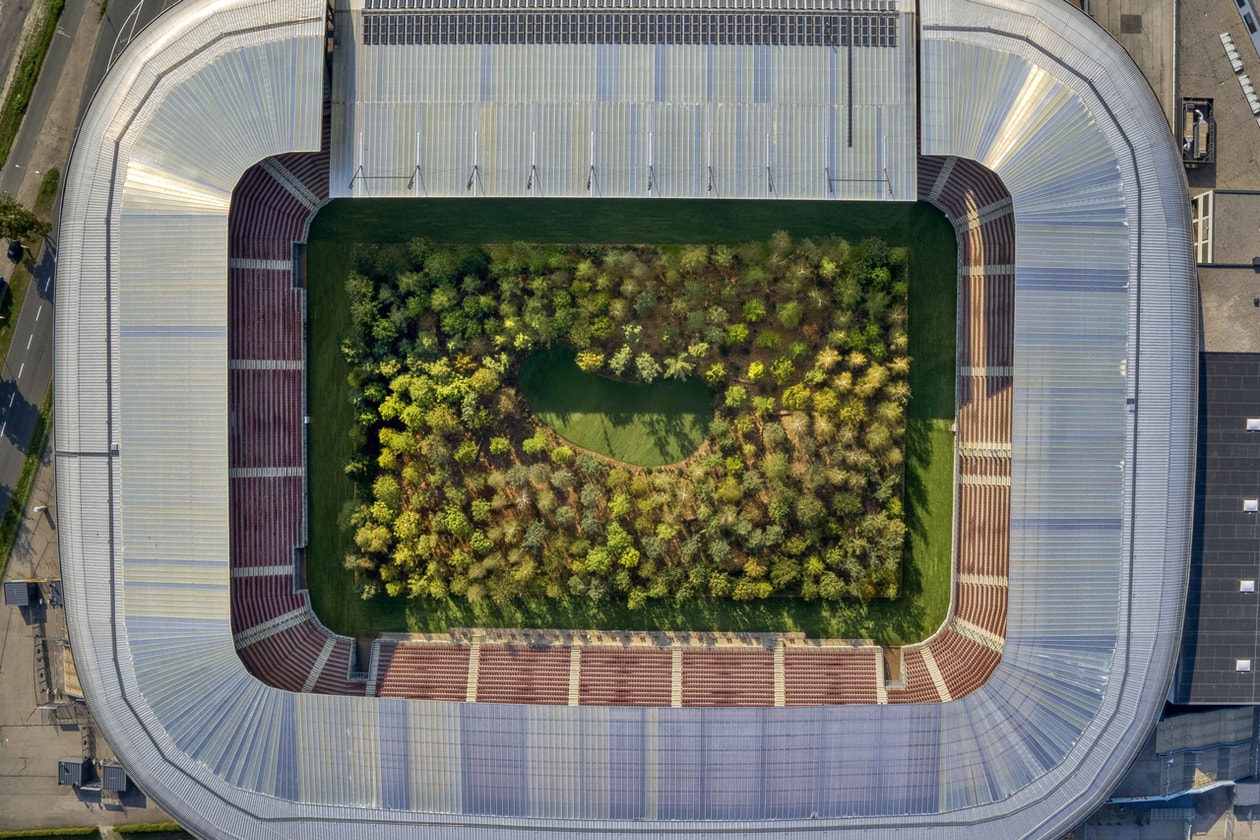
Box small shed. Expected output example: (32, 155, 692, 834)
(57, 757, 89, 787)
(3, 580, 31, 607)
(101, 763, 129, 793)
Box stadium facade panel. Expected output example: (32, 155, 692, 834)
(55, 0, 1194, 836)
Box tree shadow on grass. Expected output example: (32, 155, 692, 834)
(402, 579, 942, 643)
(903, 418, 934, 545)
(520, 347, 712, 467)
(637, 411, 707, 465)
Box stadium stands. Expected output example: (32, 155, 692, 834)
(376, 641, 472, 701)
(475, 645, 572, 705)
(578, 647, 673, 706)
(226, 138, 371, 697)
(232, 148, 1016, 709)
(783, 647, 881, 705)
(681, 649, 776, 707)
(56, 0, 1195, 833)
(226, 136, 1018, 712)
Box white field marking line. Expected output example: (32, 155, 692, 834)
(17, 363, 24, 379)
(35, 305, 41, 322)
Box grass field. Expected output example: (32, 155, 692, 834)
(518, 347, 711, 467)
(305, 198, 956, 644)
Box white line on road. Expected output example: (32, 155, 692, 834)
(35, 305, 41, 321)
(42, 276, 50, 293)
(7, 393, 13, 407)
(18, 363, 24, 379)
(25, 334, 31, 350)
(2, 422, 7, 437)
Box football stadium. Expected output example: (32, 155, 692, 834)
(54, 0, 1195, 835)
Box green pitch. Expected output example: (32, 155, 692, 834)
(518, 347, 712, 467)
(303, 198, 956, 644)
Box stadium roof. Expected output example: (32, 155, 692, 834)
(55, 0, 1195, 836)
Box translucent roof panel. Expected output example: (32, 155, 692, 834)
(329, 0, 919, 201)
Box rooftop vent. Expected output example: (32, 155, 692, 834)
(1243, 580, 1256, 593)
(1238, 659, 1253, 672)
(1222, 32, 1246, 74)
(1246, 499, 1259, 512)
(1249, 418, 1260, 430)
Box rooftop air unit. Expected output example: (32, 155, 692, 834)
(1222, 32, 1246, 73)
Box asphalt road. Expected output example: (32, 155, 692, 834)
(0, 0, 169, 512)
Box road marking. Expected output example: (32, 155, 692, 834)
(25, 335, 31, 350)
(17, 363, 24, 379)
(35, 305, 41, 322)
(2, 423, 7, 437)
(8, 393, 13, 407)
(42, 276, 50, 293)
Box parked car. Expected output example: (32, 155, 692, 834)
(6, 240, 20, 262)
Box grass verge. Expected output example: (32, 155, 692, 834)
(34, 167, 59, 218)
(0, 826, 189, 840)
(0, 0, 65, 168)
(0, 385, 52, 563)
(306, 199, 956, 643)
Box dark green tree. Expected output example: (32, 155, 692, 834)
(0, 193, 49, 244)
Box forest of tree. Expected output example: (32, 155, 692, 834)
(339, 232, 911, 608)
